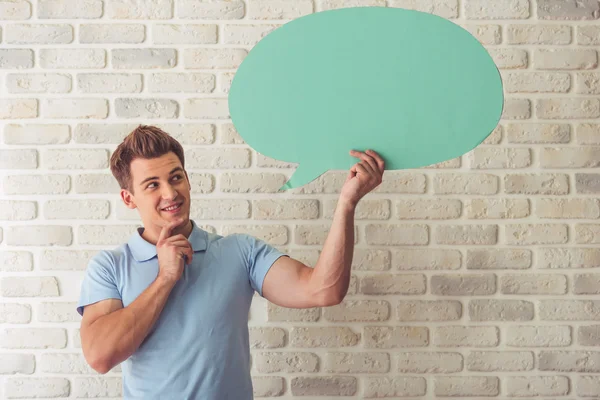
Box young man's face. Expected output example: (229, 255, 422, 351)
(121, 152, 191, 228)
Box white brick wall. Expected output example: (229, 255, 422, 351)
(1, 0, 599, 398)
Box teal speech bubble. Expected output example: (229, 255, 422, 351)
(228, 7, 504, 190)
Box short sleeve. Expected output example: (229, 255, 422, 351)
(76, 251, 121, 316)
(238, 234, 287, 296)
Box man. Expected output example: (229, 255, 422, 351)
(77, 125, 385, 399)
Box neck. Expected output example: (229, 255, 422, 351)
(141, 219, 194, 245)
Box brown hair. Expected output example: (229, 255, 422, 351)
(110, 125, 185, 193)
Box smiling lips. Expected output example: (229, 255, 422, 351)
(161, 202, 183, 213)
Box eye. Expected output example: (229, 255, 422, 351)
(172, 174, 183, 181)
(147, 182, 157, 189)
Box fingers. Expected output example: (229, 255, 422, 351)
(350, 150, 378, 174)
(171, 241, 194, 264)
(157, 217, 185, 243)
(366, 149, 385, 172)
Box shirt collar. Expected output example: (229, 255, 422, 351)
(127, 219, 208, 262)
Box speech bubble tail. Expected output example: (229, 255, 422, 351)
(280, 164, 324, 190)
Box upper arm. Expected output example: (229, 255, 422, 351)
(262, 256, 333, 308)
(80, 298, 123, 365)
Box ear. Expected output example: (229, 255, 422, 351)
(120, 188, 137, 210)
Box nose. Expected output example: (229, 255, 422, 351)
(161, 183, 178, 201)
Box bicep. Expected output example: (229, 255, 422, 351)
(262, 257, 324, 309)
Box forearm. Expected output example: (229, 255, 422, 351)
(86, 276, 175, 373)
(312, 199, 356, 304)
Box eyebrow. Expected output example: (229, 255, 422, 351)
(139, 167, 184, 187)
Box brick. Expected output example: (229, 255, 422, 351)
(539, 351, 600, 371)
(0, 303, 31, 323)
(187, 148, 250, 169)
(363, 377, 426, 398)
(574, 274, 600, 294)
(576, 72, 600, 94)
(537, 198, 600, 219)
(114, 98, 178, 119)
(469, 299, 534, 321)
(7, 73, 71, 95)
(44, 149, 108, 169)
(291, 327, 359, 347)
(435, 377, 499, 396)
(505, 173, 569, 194)
(467, 249, 531, 270)
(78, 225, 137, 246)
(365, 224, 428, 245)
(579, 325, 600, 345)
(45, 98, 108, 119)
(0, 354, 35, 374)
(7, 226, 71, 246)
(360, 274, 425, 295)
(543, 147, 600, 168)
(321, 0, 386, 11)
(507, 123, 570, 143)
(434, 173, 498, 195)
(0, 99, 37, 119)
(0, 251, 33, 272)
(465, 198, 529, 219)
(153, 24, 216, 44)
(462, 24, 501, 44)
(576, 224, 600, 243)
(38, 0, 102, 18)
(467, 351, 533, 371)
(0, 328, 66, 349)
(539, 248, 600, 269)
(177, 0, 245, 19)
(364, 326, 428, 348)
(507, 325, 571, 347)
(74, 174, 118, 193)
(1, 277, 59, 297)
(0, 49, 34, 68)
(77, 73, 142, 93)
(578, 25, 600, 45)
(538, 0, 600, 19)
(482, 125, 503, 144)
(352, 249, 391, 271)
(395, 199, 461, 219)
(465, 0, 529, 18)
(290, 376, 356, 396)
(254, 351, 318, 373)
(40, 250, 95, 271)
(423, 156, 462, 168)
(44, 199, 109, 220)
(148, 73, 215, 93)
(290, 171, 347, 194)
(38, 302, 78, 323)
(0, 200, 36, 220)
(222, 225, 287, 245)
(324, 300, 390, 322)
(435, 225, 497, 245)
(507, 376, 569, 396)
(501, 98, 531, 119)
(248, 0, 313, 19)
(223, 24, 278, 45)
(488, 48, 528, 69)
(40, 48, 105, 69)
(255, 153, 295, 169)
(579, 376, 600, 397)
(4, 124, 70, 145)
(503, 72, 571, 93)
(0, 0, 31, 19)
(431, 273, 496, 296)
(396, 352, 463, 373)
(397, 300, 462, 322)
(80, 23, 145, 43)
(220, 123, 244, 144)
(5, 23, 72, 44)
(373, 172, 426, 193)
(267, 303, 319, 322)
(73, 377, 122, 398)
(469, 148, 531, 169)
(537, 98, 600, 119)
(184, 48, 247, 69)
(393, 249, 461, 270)
(108, 0, 173, 19)
(253, 199, 318, 220)
(507, 24, 572, 44)
(252, 377, 284, 397)
(112, 48, 176, 69)
(325, 199, 390, 220)
(184, 98, 229, 119)
(506, 224, 568, 245)
(502, 274, 567, 295)
(2, 174, 70, 195)
(190, 199, 250, 220)
(5, 378, 70, 398)
(40, 353, 93, 373)
(249, 327, 286, 349)
(286, 249, 319, 267)
(324, 352, 389, 373)
(295, 225, 358, 245)
(534, 49, 598, 69)
(541, 300, 600, 320)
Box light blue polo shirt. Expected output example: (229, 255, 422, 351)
(77, 220, 287, 399)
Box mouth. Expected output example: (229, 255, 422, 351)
(161, 202, 183, 213)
